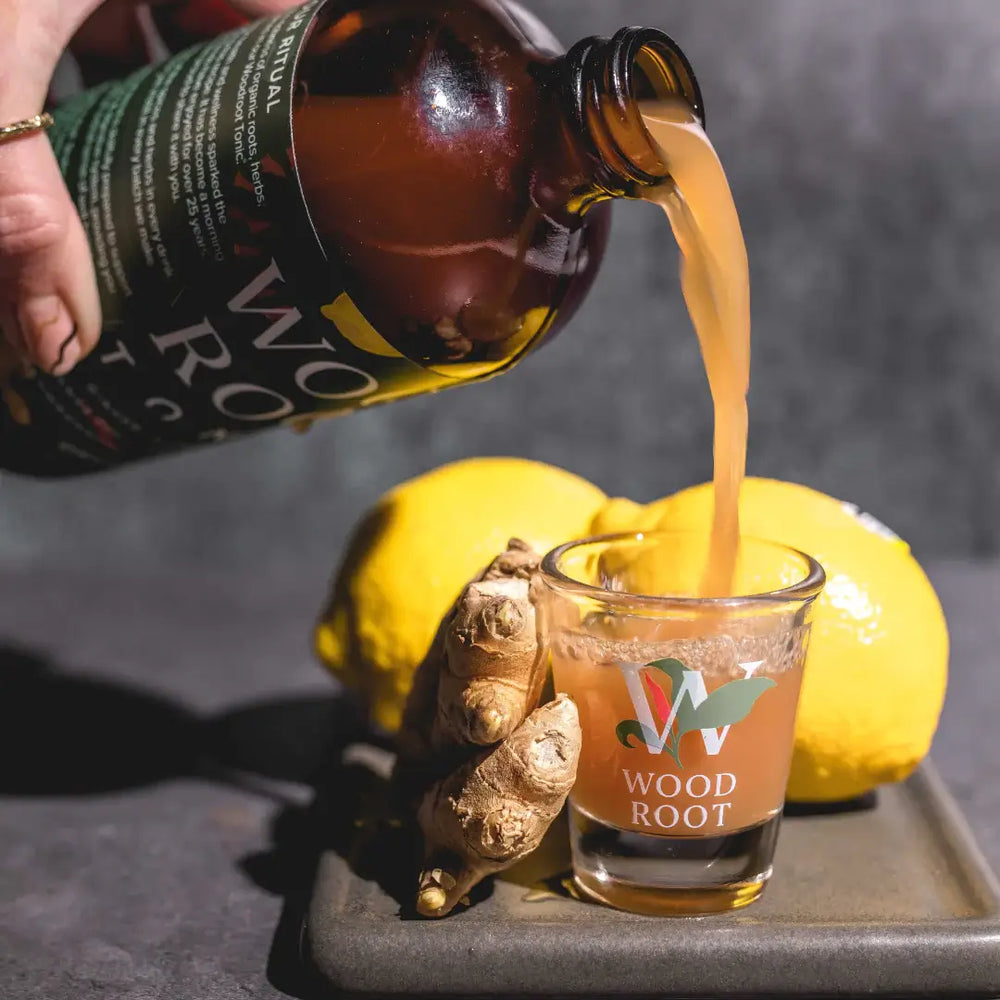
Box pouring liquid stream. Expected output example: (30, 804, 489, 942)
(640, 100, 751, 597)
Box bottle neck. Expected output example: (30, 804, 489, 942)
(563, 27, 704, 199)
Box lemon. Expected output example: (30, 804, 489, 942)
(591, 478, 949, 802)
(590, 496, 651, 536)
(315, 457, 606, 731)
(594, 528, 812, 600)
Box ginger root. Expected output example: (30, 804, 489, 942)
(394, 539, 582, 918)
(415, 695, 579, 916)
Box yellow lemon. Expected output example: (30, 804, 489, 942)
(591, 478, 949, 802)
(594, 529, 812, 599)
(315, 457, 606, 731)
(590, 496, 650, 536)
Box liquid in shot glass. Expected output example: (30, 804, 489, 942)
(538, 531, 825, 916)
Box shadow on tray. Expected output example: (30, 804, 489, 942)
(235, 747, 413, 999)
(232, 731, 498, 998)
(0, 641, 879, 998)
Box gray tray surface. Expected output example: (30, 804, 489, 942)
(306, 756, 1000, 998)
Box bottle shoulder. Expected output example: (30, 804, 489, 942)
(290, 1, 604, 370)
(296, 0, 572, 165)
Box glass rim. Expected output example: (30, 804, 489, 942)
(540, 529, 826, 610)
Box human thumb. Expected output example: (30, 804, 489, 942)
(0, 7, 103, 374)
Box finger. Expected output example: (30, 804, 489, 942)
(70, 0, 155, 81)
(159, 0, 300, 34)
(149, 0, 245, 53)
(229, 0, 301, 14)
(0, 137, 102, 373)
(415, 695, 581, 918)
(0, 1, 104, 373)
(70, 0, 298, 73)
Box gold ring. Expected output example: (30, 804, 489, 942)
(0, 112, 55, 146)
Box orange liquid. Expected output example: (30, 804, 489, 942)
(550, 623, 805, 838)
(640, 101, 751, 597)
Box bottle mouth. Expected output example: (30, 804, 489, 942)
(612, 27, 704, 128)
(566, 26, 706, 192)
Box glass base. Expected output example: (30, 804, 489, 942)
(569, 804, 781, 916)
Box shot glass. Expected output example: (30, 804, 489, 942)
(538, 531, 825, 916)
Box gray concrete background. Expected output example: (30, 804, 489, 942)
(1, 0, 998, 577)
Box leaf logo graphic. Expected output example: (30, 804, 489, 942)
(615, 658, 775, 767)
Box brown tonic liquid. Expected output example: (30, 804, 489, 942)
(640, 100, 751, 597)
(291, 3, 613, 375)
(551, 629, 805, 839)
(551, 620, 806, 914)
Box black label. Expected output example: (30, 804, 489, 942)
(0, 1, 450, 476)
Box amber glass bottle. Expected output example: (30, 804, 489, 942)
(0, 0, 701, 476)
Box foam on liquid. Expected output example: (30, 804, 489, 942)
(639, 100, 751, 597)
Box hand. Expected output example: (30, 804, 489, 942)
(394, 539, 582, 918)
(0, 0, 297, 375)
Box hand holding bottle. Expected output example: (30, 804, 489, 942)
(0, 4, 700, 476)
(0, 0, 296, 376)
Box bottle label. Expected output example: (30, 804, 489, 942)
(0, 1, 451, 475)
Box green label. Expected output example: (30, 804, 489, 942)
(0, 1, 449, 476)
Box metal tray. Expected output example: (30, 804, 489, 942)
(304, 754, 1000, 998)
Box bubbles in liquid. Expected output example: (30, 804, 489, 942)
(550, 623, 808, 679)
